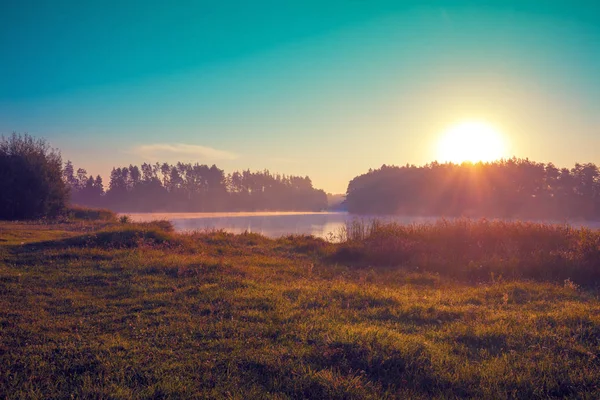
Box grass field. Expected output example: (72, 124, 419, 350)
(1, 218, 600, 399)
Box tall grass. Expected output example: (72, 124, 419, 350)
(67, 205, 117, 221)
(334, 218, 600, 285)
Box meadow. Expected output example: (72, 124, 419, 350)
(1, 214, 600, 399)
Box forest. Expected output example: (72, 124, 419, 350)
(64, 161, 328, 212)
(346, 159, 600, 219)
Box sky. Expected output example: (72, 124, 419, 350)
(2, 0, 600, 193)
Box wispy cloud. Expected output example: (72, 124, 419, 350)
(132, 143, 238, 161)
(270, 157, 299, 164)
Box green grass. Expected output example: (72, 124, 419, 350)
(1, 220, 600, 398)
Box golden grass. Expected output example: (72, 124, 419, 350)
(334, 219, 600, 286)
(1, 219, 599, 398)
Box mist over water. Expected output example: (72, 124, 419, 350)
(127, 212, 600, 240)
(128, 212, 355, 239)
(128, 212, 431, 239)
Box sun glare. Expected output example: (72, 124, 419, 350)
(437, 121, 507, 164)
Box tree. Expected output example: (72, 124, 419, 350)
(76, 168, 88, 191)
(94, 175, 104, 195)
(63, 160, 76, 189)
(0, 133, 68, 220)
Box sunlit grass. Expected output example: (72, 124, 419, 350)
(1, 219, 599, 398)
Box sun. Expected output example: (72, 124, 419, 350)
(437, 121, 507, 164)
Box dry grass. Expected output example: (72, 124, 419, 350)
(334, 218, 600, 286)
(67, 205, 118, 222)
(1, 219, 599, 398)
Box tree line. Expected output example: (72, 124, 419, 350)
(346, 159, 600, 219)
(6, 132, 600, 221)
(65, 161, 328, 212)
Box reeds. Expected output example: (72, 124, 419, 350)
(334, 218, 600, 285)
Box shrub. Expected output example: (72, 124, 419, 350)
(68, 206, 117, 221)
(0, 133, 68, 220)
(140, 219, 175, 232)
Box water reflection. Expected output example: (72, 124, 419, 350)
(127, 212, 438, 240)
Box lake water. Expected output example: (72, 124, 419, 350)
(127, 212, 445, 239)
(125, 212, 600, 240)
(128, 212, 600, 240)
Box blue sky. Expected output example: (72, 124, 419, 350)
(2, 0, 600, 192)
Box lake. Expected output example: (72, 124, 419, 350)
(126, 211, 600, 240)
(127, 212, 448, 239)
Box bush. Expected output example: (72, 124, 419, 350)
(68, 206, 117, 221)
(0, 133, 68, 220)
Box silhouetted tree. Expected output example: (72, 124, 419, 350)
(63, 160, 76, 188)
(0, 133, 68, 220)
(75, 168, 88, 191)
(94, 175, 104, 194)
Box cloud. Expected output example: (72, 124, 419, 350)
(132, 143, 238, 161)
(269, 157, 299, 164)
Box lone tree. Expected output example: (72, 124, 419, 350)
(0, 133, 68, 220)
